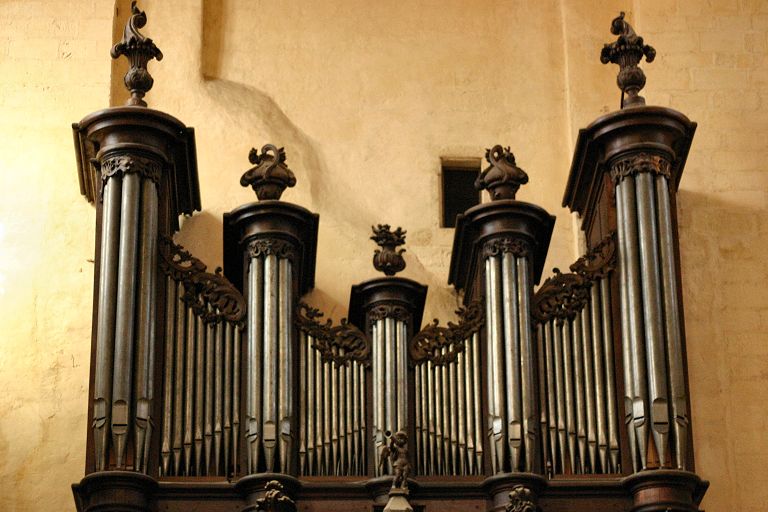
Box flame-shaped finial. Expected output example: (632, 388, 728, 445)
(600, 12, 656, 109)
(475, 145, 529, 200)
(239, 144, 297, 200)
(110, 1, 163, 107)
(371, 224, 406, 276)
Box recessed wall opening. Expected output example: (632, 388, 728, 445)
(440, 157, 481, 228)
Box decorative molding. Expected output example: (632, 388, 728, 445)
(481, 237, 531, 259)
(159, 237, 246, 324)
(369, 303, 411, 324)
(371, 224, 407, 276)
(410, 301, 484, 365)
(600, 12, 656, 108)
(570, 232, 617, 280)
(255, 481, 296, 512)
(610, 152, 672, 184)
(110, 1, 163, 107)
(240, 144, 297, 201)
(97, 153, 162, 200)
(247, 238, 297, 262)
(532, 268, 590, 322)
(505, 485, 540, 512)
(296, 302, 371, 367)
(475, 145, 529, 201)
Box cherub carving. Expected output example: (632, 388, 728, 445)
(380, 430, 411, 490)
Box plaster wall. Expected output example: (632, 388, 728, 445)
(0, 1, 766, 511)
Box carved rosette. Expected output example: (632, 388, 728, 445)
(110, 1, 164, 107)
(570, 232, 617, 280)
(247, 238, 297, 263)
(609, 152, 672, 185)
(368, 303, 411, 324)
(600, 12, 656, 108)
(96, 153, 163, 200)
(371, 224, 407, 276)
(532, 268, 590, 323)
(159, 237, 246, 324)
(255, 481, 296, 512)
(240, 144, 297, 201)
(475, 145, 529, 200)
(409, 301, 484, 365)
(482, 237, 531, 260)
(296, 302, 371, 367)
(505, 485, 540, 512)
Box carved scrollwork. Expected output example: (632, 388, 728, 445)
(368, 303, 411, 324)
(570, 232, 617, 280)
(247, 238, 297, 263)
(159, 237, 246, 324)
(505, 485, 540, 512)
(482, 237, 531, 259)
(97, 153, 163, 200)
(296, 302, 371, 367)
(255, 480, 296, 512)
(475, 145, 529, 201)
(410, 301, 484, 366)
(610, 152, 672, 184)
(532, 268, 590, 323)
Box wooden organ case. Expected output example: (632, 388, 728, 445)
(71, 6, 709, 512)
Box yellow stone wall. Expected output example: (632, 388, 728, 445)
(0, 0, 765, 510)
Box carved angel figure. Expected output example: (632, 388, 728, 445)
(380, 430, 411, 489)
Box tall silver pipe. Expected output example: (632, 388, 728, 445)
(214, 321, 224, 475)
(93, 175, 121, 471)
(517, 256, 537, 473)
(144, 257, 157, 475)
(183, 308, 196, 474)
(572, 315, 587, 474)
(194, 315, 205, 474)
(434, 357, 444, 474)
(246, 258, 260, 472)
(223, 322, 233, 476)
(552, 318, 567, 473)
(636, 171, 670, 467)
(441, 348, 452, 473)
(457, 350, 467, 475)
(582, 300, 598, 473)
(486, 255, 506, 473)
(385, 318, 396, 440)
(204, 320, 215, 474)
(172, 283, 186, 476)
(161, 275, 176, 476)
(600, 277, 620, 473)
(372, 321, 382, 475)
(501, 252, 522, 471)
(263, 253, 279, 471)
(278, 258, 293, 474)
(414, 363, 423, 474)
(233, 326, 241, 475)
(306, 336, 316, 475)
(111, 172, 141, 469)
(397, 321, 408, 433)
(656, 175, 688, 470)
(315, 348, 325, 475)
(536, 323, 550, 476)
(471, 332, 483, 474)
(351, 360, 360, 475)
(544, 320, 557, 472)
(359, 362, 367, 474)
(590, 284, 608, 472)
(331, 347, 340, 474)
(323, 356, 331, 474)
(345, 353, 354, 474)
(133, 179, 157, 474)
(299, 334, 308, 475)
(426, 358, 436, 475)
(619, 176, 650, 470)
(464, 345, 476, 475)
(561, 318, 577, 474)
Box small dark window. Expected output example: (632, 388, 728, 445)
(441, 158, 481, 228)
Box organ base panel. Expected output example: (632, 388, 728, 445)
(72, 6, 708, 512)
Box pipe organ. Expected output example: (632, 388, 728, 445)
(72, 6, 708, 512)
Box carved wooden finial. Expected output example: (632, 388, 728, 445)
(371, 224, 406, 276)
(240, 144, 297, 200)
(475, 145, 529, 200)
(255, 481, 296, 512)
(110, 1, 163, 107)
(505, 485, 540, 512)
(600, 12, 656, 109)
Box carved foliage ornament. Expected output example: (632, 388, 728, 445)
(247, 238, 297, 263)
(570, 232, 617, 280)
(600, 12, 656, 108)
(482, 237, 531, 259)
(255, 481, 296, 512)
(96, 153, 163, 200)
(368, 303, 411, 324)
(296, 302, 371, 367)
(240, 144, 297, 201)
(610, 152, 672, 184)
(159, 237, 246, 324)
(505, 485, 540, 512)
(532, 268, 590, 323)
(475, 145, 529, 201)
(410, 301, 484, 366)
(110, 1, 163, 107)
(371, 224, 407, 276)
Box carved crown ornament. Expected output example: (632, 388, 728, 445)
(600, 11, 656, 108)
(240, 144, 297, 201)
(255, 480, 296, 512)
(570, 232, 618, 280)
(111, 1, 163, 107)
(159, 237, 246, 324)
(371, 224, 407, 276)
(532, 268, 590, 323)
(295, 302, 371, 367)
(505, 485, 541, 512)
(92, 153, 163, 201)
(475, 145, 529, 201)
(247, 238, 298, 263)
(481, 237, 531, 259)
(609, 152, 673, 185)
(410, 301, 485, 366)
